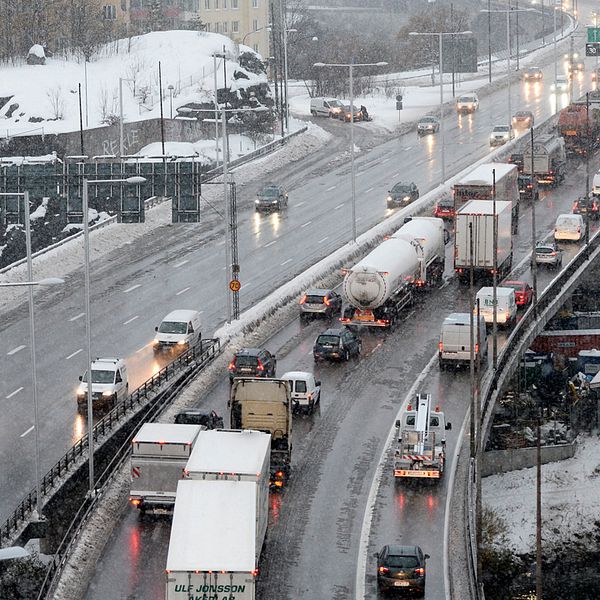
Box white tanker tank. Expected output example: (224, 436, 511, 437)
(341, 217, 446, 327)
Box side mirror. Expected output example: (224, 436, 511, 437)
(272, 355, 277, 361)
(78, 375, 83, 381)
(425, 554, 430, 560)
(446, 422, 452, 431)
(395, 419, 401, 428)
(315, 380, 321, 387)
(154, 326, 158, 332)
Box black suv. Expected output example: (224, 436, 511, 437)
(255, 184, 288, 212)
(376, 545, 429, 595)
(174, 409, 224, 429)
(518, 174, 539, 201)
(387, 182, 419, 208)
(313, 327, 361, 362)
(228, 348, 277, 382)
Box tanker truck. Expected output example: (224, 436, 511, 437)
(341, 217, 446, 328)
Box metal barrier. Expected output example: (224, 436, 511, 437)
(466, 459, 484, 600)
(0, 338, 221, 548)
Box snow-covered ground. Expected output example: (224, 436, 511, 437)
(483, 435, 600, 554)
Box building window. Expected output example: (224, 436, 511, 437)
(214, 0, 219, 8)
(252, 18, 258, 31)
(204, 0, 210, 8)
(231, 0, 238, 8)
(222, 21, 228, 32)
(253, 43, 259, 52)
(214, 22, 220, 32)
(205, 22, 210, 31)
(232, 20, 239, 32)
(223, 0, 227, 7)
(102, 4, 117, 19)
(252, 0, 258, 7)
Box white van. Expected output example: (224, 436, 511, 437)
(282, 371, 321, 413)
(76, 357, 128, 412)
(153, 309, 202, 352)
(475, 287, 517, 328)
(310, 97, 343, 118)
(438, 313, 488, 369)
(554, 213, 586, 241)
(592, 171, 600, 196)
(456, 93, 479, 114)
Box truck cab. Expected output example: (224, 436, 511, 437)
(76, 357, 128, 412)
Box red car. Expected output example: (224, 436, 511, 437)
(503, 280, 534, 307)
(434, 198, 455, 219)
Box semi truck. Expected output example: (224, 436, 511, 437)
(129, 423, 203, 513)
(166, 480, 261, 600)
(522, 134, 566, 186)
(341, 217, 446, 328)
(393, 394, 451, 480)
(454, 200, 513, 283)
(229, 378, 292, 488)
(558, 103, 600, 156)
(453, 163, 520, 233)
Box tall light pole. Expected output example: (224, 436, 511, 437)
(0, 192, 64, 523)
(168, 84, 174, 120)
(313, 60, 388, 242)
(409, 30, 472, 184)
(81, 176, 146, 495)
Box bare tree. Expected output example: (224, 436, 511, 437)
(46, 85, 65, 119)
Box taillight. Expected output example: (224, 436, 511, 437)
(323, 296, 331, 306)
(414, 567, 425, 576)
(475, 343, 479, 353)
(551, 251, 557, 256)
(252, 569, 259, 577)
(299, 294, 307, 305)
(378, 566, 390, 574)
(438, 341, 443, 351)
(228, 359, 236, 371)
(256, 359, 265, 371)
(573, 202, 578, 210)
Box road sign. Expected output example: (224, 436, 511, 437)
(396, 101, 403, 110)
(586, 42, 600, 56)
(588, 27, 600, 43)
(229, 279, 241, 292)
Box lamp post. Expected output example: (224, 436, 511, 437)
(409, 30, 472, 184)
(82, 176, 146, 495)
(0, 192, 64, 522)
(168, 85, 174, 120)
(313, 60, 388, 243)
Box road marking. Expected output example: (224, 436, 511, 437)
(356, 217, 363, 222)
(175, 287, 190, 296)
(136, 344, 149, 353)
(7, 345, 25, 356)
(365, 187, 374, 193)
(6, 387, 23, 399)
(66, 348, 83, 360)
(301, 220, 312, 228)
(69, 312, 85, 322)
(354, 353, 438, 600)
(174, 259, 189, 268)
(334, 203, 344, 210)
(296, 201, 306, 207)
(123, 315, 139, 325)
(381, 157, 389, 164)
(281, 258, 293, 266)
(20, 426, 34, 438)
(217, 240, 226, 246)
(327, 185, 337, 191)
(264, 240, 277, 248)
(124, 284, 141, 293)
(318, 236, 329, 243)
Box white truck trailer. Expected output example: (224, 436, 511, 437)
(165, 479, 260, 600)
(454, 200, 513, 283)
(129, 423, 203, 512)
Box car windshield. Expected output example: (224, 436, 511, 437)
(515, 112, 530, 117)
(259, 187, 279, 198)
(158, 321, 187, 334)
(317, 335, 340, 346)
(294, 380, 307, 393)
(235, 355, 259, 367)
(306, 295, 326, 304)
(494, 126, 510, 132)
(458, 96, 474, 102)
(438, 199, 454, 208)
(328, 100, 343, 107)
(536, 246, 553, 254)
(392, 184, 411, 194)
(82, 369, 116, 384)
(386, 555, 419, 569)
(420, 117, 436, 123)
(504, 283, 521, 291)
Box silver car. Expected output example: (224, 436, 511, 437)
(417, 115, 440, 135)
(299, 288, 342, 320)
(535, 242, 563, 268)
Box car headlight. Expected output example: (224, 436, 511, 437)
(152, 338, 159, 346)
(77, 388, 85, 397)
(403, 196, 410, 202)
(177, 339, 187, 345)
(255, 199, 260, 204)
(387, 196, 393, 201)
(102, 390, 113, 397)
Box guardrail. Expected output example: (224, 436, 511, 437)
(0, 338, 221, 548)
(466, 458, 484, 600)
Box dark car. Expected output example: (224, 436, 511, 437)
(512, 110, 534, 128)
(255, 184, 288, 212)
(508, 153, 524, 172)
(433, 198, 455, 219)
(503, 280, 534, 307)
(522, 66, 543, 81)
(338, 104, 362, 122)
(228, 348, 277, 382)
(299, 288, 343, 320)
(313, 327, 361, 362)
(572, 196, 600, 219)
(387, 182, 419, 208)
(174, 409, 224, 429)
(518, 174, 539, 201)
(376, 545, 429, 595)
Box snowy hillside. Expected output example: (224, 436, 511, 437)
(0, 30, 268, 136)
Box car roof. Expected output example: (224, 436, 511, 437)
(419, 115, 438, 121)
(305, 288, 332, 296)
(392, 181, 412, 187)
(235, 347, 265, 356)
(503, 280, 525, 286)
(319, 327, 346, 336)
(162, 309, 200, 322)
(385, 545, 420, 556)
(92, 357, 123, 369)
(282, 371, 313, 380)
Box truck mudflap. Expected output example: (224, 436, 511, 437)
(340, 308, 391, 327)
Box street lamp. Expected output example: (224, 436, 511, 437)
(0, 191, 64, 525)
(313, 60, 388, 243)
(409, 31, 472, 184)
(168, 85, 174, 120)
(81, 175, 146, 495)
(241, 25, 272, 46)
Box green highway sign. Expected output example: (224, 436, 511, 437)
(588, 27, 600, 43)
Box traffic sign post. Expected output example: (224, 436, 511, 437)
(229, 279, 241, 292)
(588, 27, 600, 43)
(586, 42, 600, 57)
(396, 94, 403, 123)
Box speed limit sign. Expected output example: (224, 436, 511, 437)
(229, 279, 241, 292)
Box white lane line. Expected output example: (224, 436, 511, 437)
(281, 258, 293, 266)
(301, 221, 312, 228)
(334, 203, 344, 210)
(174, 259, 189, 268)
(264, 240, 277, 248)
(7, 345, 26, 356)
(6, 387, 23, 400)
(354, 353, 438, 600)
(69, 312, 85, 322)
(65, 348, 83, 360)
(365, 187, 374, 193)
(296, 201, 306, 207)
(217, 240, 226, 246)
(136, 344, 149, 353)
(381, 158, 389, 164)
(176, 287, 190, 296)
(356, 217, 363, 222)
(20, 426, 34, 438)
(327, 185, 337, 191)
(124, 284, 141, 293)
(123, 315, 139, 325)
(318, 236, 329, 244)
(243, 281, 253, 289)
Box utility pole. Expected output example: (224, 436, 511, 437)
(585, 92, 591, 245)
(536, 403, 543, 599)
(492, 168, 498, 370)
(488, 0, 492, 83)
(569, 34, 575, 103)
(469, 222, 476, 460)
(530, 128, 538, 313)
(516, 0, 520, 70)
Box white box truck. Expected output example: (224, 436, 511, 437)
(166, 480, 260, 600)
(184, 428, 270, 550)
(454, 200, 513, 283)
(475, 286, 517, 328)
(129, 423, 203, 512)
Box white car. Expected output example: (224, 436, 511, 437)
(554, 213, 586, 241)
(489, 125, 515, 146)
(551, 75, 569, 92)
(456, 93, 479, 114)
(282, 371, 321, 413)
(153, 309, 202, 352)
(77, 357, 129, 412)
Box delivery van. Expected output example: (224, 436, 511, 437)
(438, 312, 488, 369)
(153, 309, 202, 352)
(475, 286, 518, 328)
(76, 357, 128, 412)
(554, 213, 586, 242)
